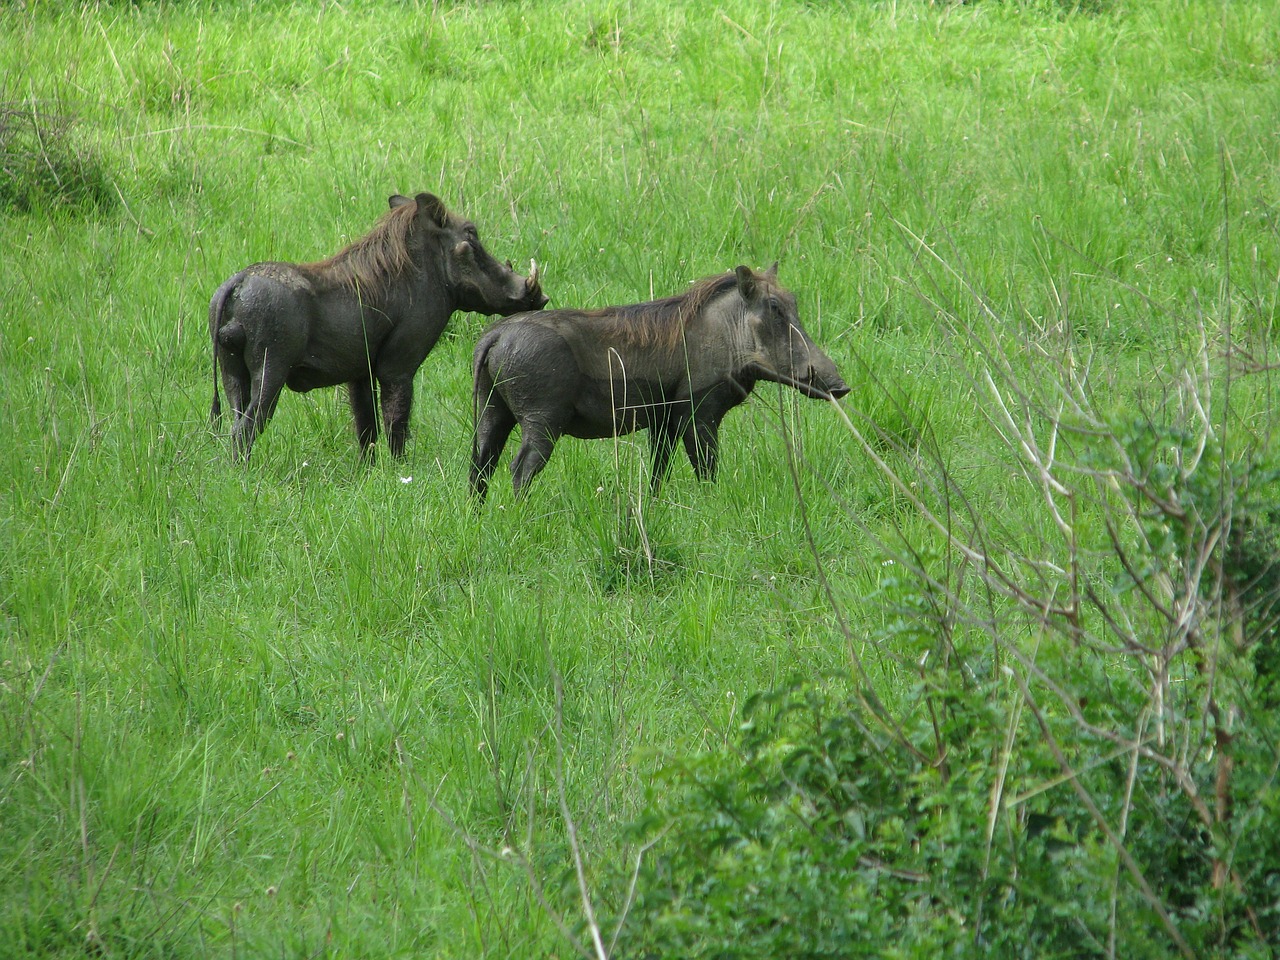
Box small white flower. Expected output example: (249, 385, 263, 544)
(400, 476, 413, 484)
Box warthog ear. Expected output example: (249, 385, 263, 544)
(415, 192, 449, 227)
(388, 194, 412, 209)
(765, 261, 779, 278)
(735, 265, 758, 300)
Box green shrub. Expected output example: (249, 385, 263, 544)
(0, 99, 115, 214)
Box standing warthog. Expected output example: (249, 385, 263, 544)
(470, 263, 849, 500)
(209, 192, 547, 460)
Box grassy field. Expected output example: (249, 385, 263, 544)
(3, 0, 1279, 956)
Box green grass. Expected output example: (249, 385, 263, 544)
(2, 0, 1279, 955)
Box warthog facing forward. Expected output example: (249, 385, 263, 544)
(470, 264, 849, 500)
(210, 192, 547, 460)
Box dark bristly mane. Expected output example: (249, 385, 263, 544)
(585, 271, 754, 352)
(306, 199, 421, 297)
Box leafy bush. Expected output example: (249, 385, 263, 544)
(0, 99, 115, 214)
(614, 655, 1278, 957)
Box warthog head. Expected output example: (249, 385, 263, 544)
(736, 264, 850, 400)
(391, 192, 548, 316)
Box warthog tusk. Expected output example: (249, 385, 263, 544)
(747, 362, 837, 401)
(529, 259, 539, 284)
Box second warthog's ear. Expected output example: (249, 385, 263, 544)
(388, 194, 412, 209)
(735, 265, 758, 300)
(415, 192, 449, 227)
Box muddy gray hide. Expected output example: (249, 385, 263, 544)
(209, 191, 547, 460)
(470, 264, 848, 500)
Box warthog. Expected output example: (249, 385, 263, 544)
(209, 192, 547, 460)
(470, 263, 849, 500)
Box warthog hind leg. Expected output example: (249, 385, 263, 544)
(217, 345, 251, 424)
(471, 393, 517, 501)
(232, 356, 289, 460)
(509, 419, 559, 497)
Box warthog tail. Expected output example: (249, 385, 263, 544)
(470, 324, 512, 437)
(210, 358, 221, 424)
(471, 327, 505, 400)
(208, 272, 242, 426)
(471, 329, 497, 386)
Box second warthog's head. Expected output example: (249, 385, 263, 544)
(394, 192, 549, 316)
(734, 264, 849, 400)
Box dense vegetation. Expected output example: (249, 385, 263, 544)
(3, 1, 1279, 956)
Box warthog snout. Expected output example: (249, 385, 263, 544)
(810, 358, 850, 399)
(777, 366, 849, 401)
(818, 374, 851, 399)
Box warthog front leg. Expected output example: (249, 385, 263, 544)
(648, 418, 686, 495)
(379, 376, 414, 459)
(683, 418, 722, 481)
(348, 379, 379, 458)
(681, 381, 748, 482)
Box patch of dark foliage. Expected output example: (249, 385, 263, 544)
(606, 674, 1280, 958)
(1, 99, 115, 215)
(933, 0, 1116, 14)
